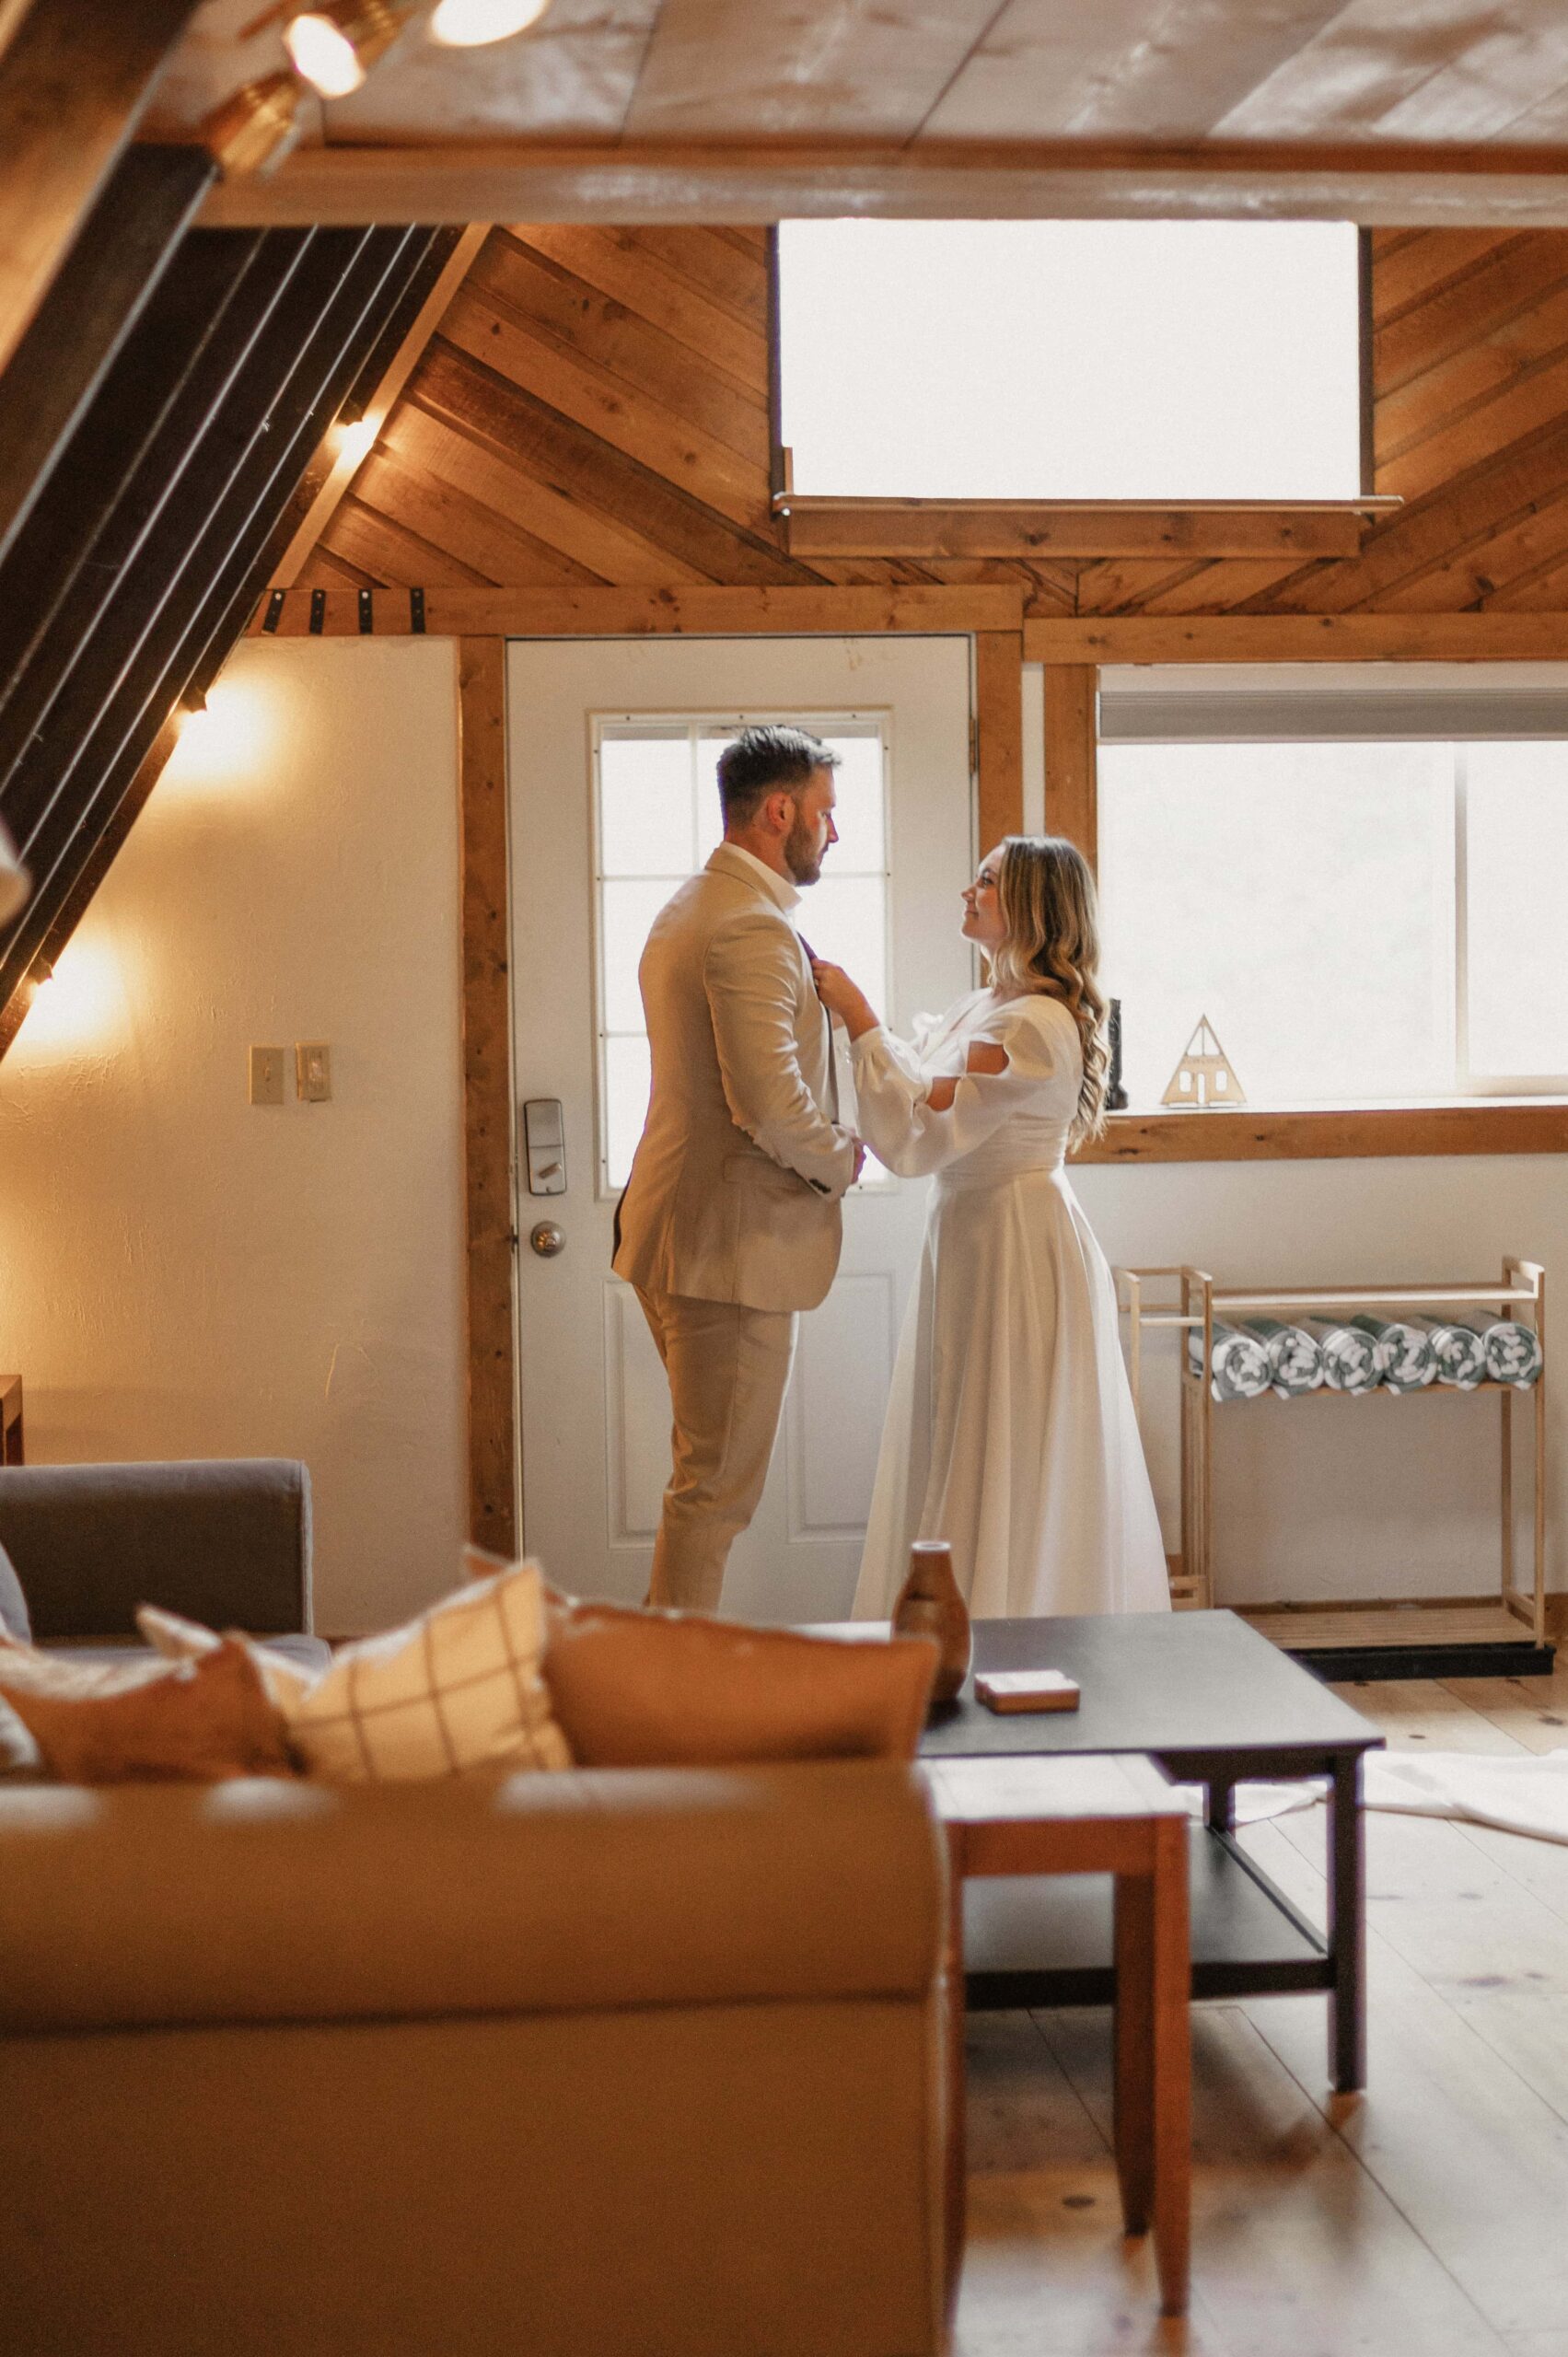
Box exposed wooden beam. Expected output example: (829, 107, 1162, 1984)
(458, 634, 518, 1560)
(1024, 614, 1568, 663)
(201, 137, 1568, 233)
(1073, 1101, 1568, 1165)
(0, 143, 213, 568)
(974, 633, 1023, 854)
(248, 583, 1026, 637)
(270, 225, 487, 592)
(0, 0, 203, 380)
(1043, 667, 1098, 869)
(785, 503, 1376, 562)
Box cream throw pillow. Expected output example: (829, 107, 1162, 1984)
(139, 1556, 572, 1782)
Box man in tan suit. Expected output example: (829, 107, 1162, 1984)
(613, 726, 863, 1609)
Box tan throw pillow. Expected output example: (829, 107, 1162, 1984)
(0, 1638, 294, 1783)
(541, 1593, 938, 1767)
(282, 1557, 572, 1782)
(136, 1604, 318, 1709)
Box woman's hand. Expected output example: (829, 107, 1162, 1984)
(811, 958, 881, 1041)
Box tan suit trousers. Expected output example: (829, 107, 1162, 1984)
(635, 1287, 797, 1612)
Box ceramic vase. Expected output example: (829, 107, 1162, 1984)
(892, 1538, 971, 1706)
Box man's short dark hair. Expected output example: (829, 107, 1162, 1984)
(716, 726, 838, 826)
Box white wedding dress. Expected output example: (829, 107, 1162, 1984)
(849, 987, 1170, 1621)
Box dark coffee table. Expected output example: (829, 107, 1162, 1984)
(918, 1609, 1385, 2093)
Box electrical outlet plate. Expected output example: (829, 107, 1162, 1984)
(296, 1042, 331, 1102)
(249, 1046, 285, 1106)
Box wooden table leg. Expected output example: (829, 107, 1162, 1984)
(1149, 1814, 1191, 2317)
(943, 1832, 968, 2319)
(1112, 1863, 1155, 2237)
(1329, 1754, 1366, 2095)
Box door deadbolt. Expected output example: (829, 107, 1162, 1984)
(529, 1221, 565, 1258)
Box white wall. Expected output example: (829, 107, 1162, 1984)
(0, 638, 467, 1636)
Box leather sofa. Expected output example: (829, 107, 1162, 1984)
(0, 1756, 951, 2357)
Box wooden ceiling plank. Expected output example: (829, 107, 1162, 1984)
(507, 225, 767, 393)
(923, 0, 1347, 142)
(616, 225, 769, 329)
(785, 504, 1366, 560)
(1479, 543, 1568, 607)
(1356, 5, 1568, 146)
(1375, 234, 1568, 395)
(413, 342, 822, 587)
(439, 282, 770, 530)
(0, 0, 203, 382)
(624, 0, 1005, 142)
(1375, 481, 1568, 610)
(1074, 557, 1208, 614)
(1371, 227, 1524, 324)
(1377, 276, 1568, 462)
(381, 401, 712, 586)
(196, 137, 1568, 231)
(1382, 343, 1568, 500)
(300, 545, 377, 591)
(470, 229, 768, 465)
(351, 444, 610, 587)
(1136, 557, 1320, 615)
(1215, 0, 1568, 144)
(325, 491, 499, 587)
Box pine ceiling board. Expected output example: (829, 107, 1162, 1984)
(1377, 280, 1568, 468)
(323, 491, 496, 586)
(353, 443, 608, 586)
(1216, 0, 1568, 142)
(1074, 557, 1200, 613)
(1374, 232, 1529, 329)
(382, 399, 713, 585)
(321, 0, 660, 143)
(412, 341, 819, 587)
(469, 231, 768, 467)
(616, 227, 769, 331)
(920, 0, 1346, 142)
(1375, 234, 1568, 393)
(439, 282, 769, 530)
(1478, 540, 1568, 603)
(299, 545, 377, 590)
(1382, 341, 1568, 500)
(1376, 482, 1568, 608)
(1139, 556, 1318, 613)
(511, 226, 767, 392)
(1356, 5, 1568, 145)
(621, 0, 1004, 141)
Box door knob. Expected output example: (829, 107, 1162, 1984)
(529, 1221, 565, 1258)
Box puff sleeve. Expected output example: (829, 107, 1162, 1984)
(850, 995, 1065, 1178)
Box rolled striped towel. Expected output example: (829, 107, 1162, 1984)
(1241, 1318, 1323, 1397)
(1302, 1318, 1382, 1394)
(1188, 1322, 1272, 1402)
(1411, 1317, 1488, 1390)
(1483, 1319, 1543, 1387)
(1347, 1316, 1437, 1393)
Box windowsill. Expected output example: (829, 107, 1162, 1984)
(776, 496, 1400, 563)
(1071, 1099, 1568, 1165)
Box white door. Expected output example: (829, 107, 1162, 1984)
(509, 634, 974, 1620)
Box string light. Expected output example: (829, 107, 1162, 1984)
(429, 0, 551, 46)
(199, 71, 308, 175)
(283, 1, 414, 98)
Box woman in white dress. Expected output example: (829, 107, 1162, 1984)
(811, 835, 1169, 1621)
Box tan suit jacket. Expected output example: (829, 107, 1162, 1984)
(613, 843, 858, 1313)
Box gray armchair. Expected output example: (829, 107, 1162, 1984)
(0, 1458, 326, 1668)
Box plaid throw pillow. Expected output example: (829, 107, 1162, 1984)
(282, 1557, 572, 1782)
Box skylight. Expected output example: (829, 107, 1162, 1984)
(776, 220, 1363, 503)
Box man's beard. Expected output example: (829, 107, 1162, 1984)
(784, 807, 822, 885)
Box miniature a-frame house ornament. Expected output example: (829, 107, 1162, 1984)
(1161, 1016, 1246, 1109)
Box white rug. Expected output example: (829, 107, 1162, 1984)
(1178, 1750, 1568, 1846)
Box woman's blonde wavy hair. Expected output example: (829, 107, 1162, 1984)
(985, 835, 1109, 1144)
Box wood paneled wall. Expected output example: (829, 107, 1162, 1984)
(299, 225, 1568, 621)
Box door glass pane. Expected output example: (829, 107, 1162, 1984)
(598, 731, 695, 877)
(1467, 741, 1568, 1076)
(596, 718, 890, 1190)
(1098, 740, 1456, 1105)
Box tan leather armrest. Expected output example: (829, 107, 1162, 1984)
(0, 1760, 946, 2033)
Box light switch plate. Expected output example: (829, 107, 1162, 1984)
(249, 1046, 285, 1106)
(296, 1042, 331, 1103)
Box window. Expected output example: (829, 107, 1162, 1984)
(593, 715, 890, 1190)
(777, 220, 1362, 502)
(1097, 669, 1568, 1109)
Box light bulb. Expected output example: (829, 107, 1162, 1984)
(284, 2, 413, 99)
(336, 417, 377, 466)
(429, 0, 551, 48)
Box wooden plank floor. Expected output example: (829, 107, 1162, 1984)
(955, 1657, 1568, 2357)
